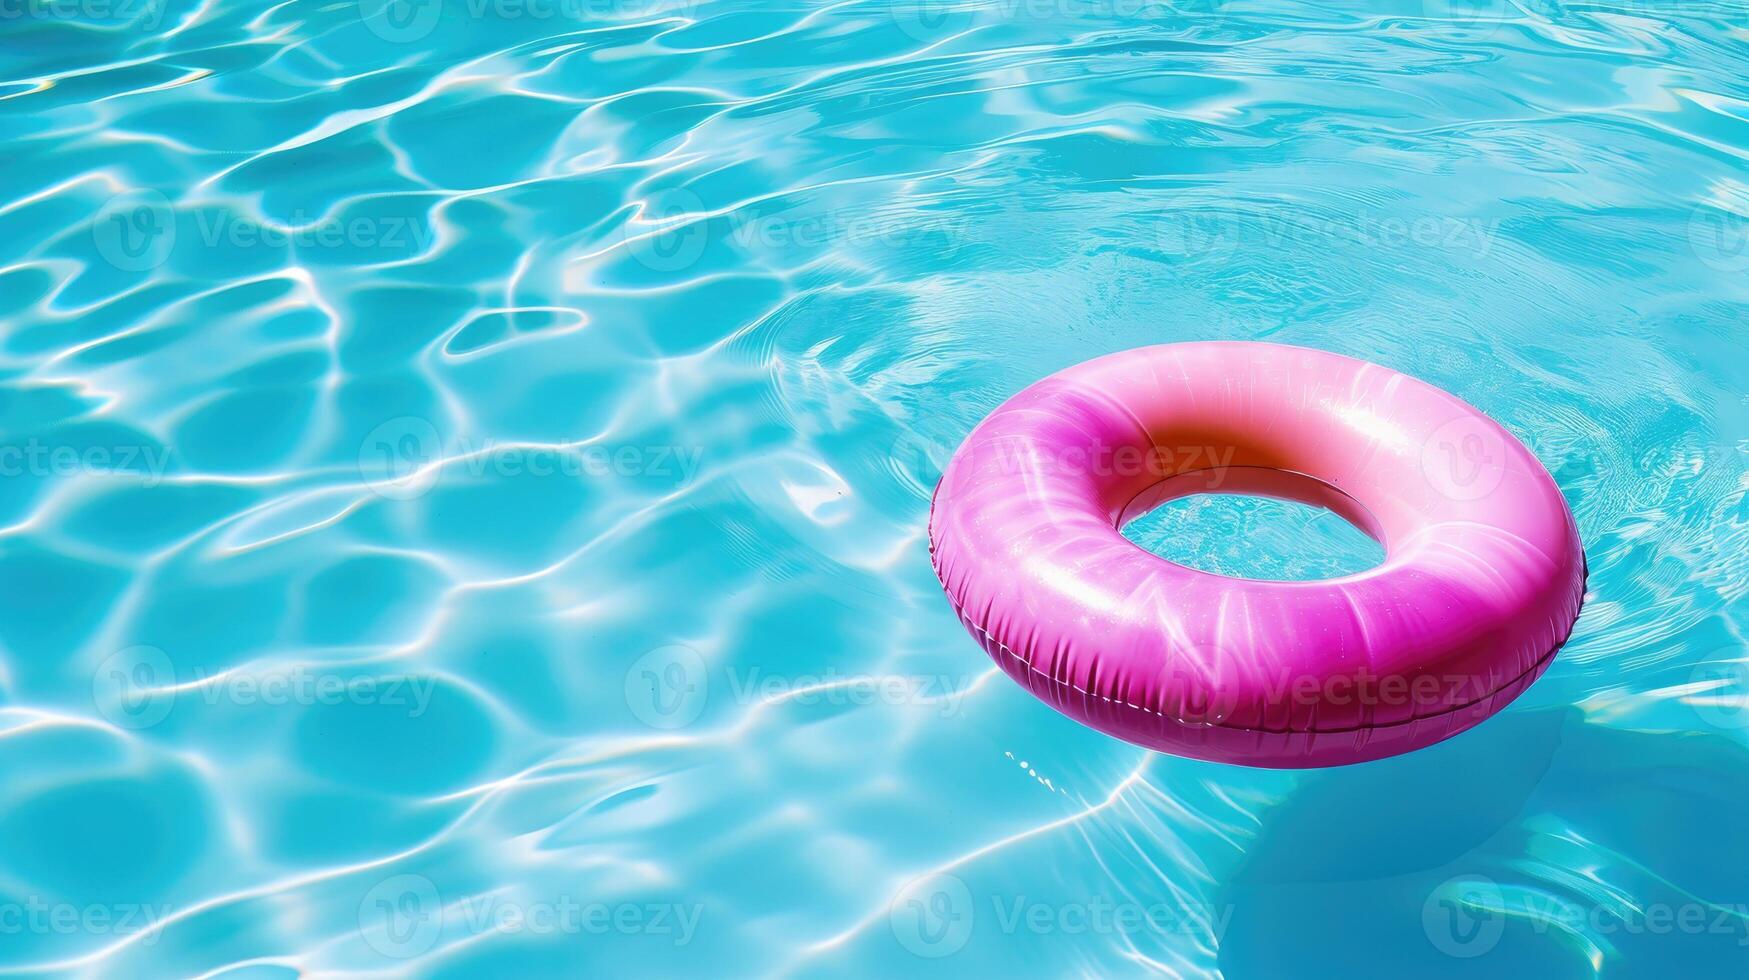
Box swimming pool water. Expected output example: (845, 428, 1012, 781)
(2, 0, 1748, 976)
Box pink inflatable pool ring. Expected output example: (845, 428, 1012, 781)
(928, 342, 1585, 767)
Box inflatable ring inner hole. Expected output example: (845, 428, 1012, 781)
(1116, 464, 1389, 576)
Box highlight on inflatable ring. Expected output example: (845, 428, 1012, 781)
(927, 342, 1585, 768)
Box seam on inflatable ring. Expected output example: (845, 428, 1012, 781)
(930, 478, 1588, 736)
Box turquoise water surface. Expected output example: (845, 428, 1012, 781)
(4, 0, 1749, 976)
